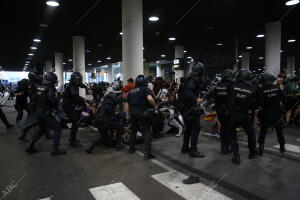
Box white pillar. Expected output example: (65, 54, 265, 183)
(122, 0, 143, 82)
(174, 45, 184, 80)
(73, 36, 86, 97)
(54, 52, 64, 93)
(241, 52, 250, 70)
(45, 61, 53, 73)
(156, 63, 163, 77)
(287, 56, 295, 76)
(265, 22, 281, 76)
(107, 64, 113, 83)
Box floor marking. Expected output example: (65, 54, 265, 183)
(89, 182, 141, 200)
(152, 171, 232, 200)
(273, 144, 300, 154)
(38, 198, 52, 200)
(88, 125, 98, 132)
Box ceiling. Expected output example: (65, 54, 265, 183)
(0, 0, 299, 73)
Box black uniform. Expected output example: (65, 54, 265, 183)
(227, 70, 258, 164)
(0, 107, 12, 129)
(63, 72, 86, 147)
(26, 72, 66, 155)
(86, 93, 124, 153)
(180, 62, 206, 158)
(14, 79, 29, 122)
(127, 75, 155, 159)
(258, 74, 286, 155)
(211, 69, 234, 154)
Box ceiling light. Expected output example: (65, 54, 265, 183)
(187, 56, 192, 59)
(86, 50, 91, 53)
(239, 55, 243, 58)
(88, 64, 92, 66)
(169, 37, 176, 41)
(280, 50, 283, 53)
(31, 47, 37, 50)
(28, 53, 34, 56)
(28, 57, 32, 60)
(246, 46, 253, 50)
(256, 34, 265, 38)
(149, 16, 159, 22)
(183, 50, 187, 53)
(97, 60, 102, 63)
(68, 59, 72, 62)
(106, 57, 111, 60)
(25, 61, 30, 64)
(46, 1, 60, 7)
(161, 54, 166, 58)
(259, 57, 264, 60)
(286, 0, 299, 6)
(33, 39, 41, 42)
(120, 32, 123, 35)
(288, 39, 296, 43)
(25, 63, 28, 66)
(143, 47, 145, 50)
(63, 62, 66, 65)
(217, 43, 223, 46)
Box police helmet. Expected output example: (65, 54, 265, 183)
(191, 62, 206, 77)
(70, 72, 83, 86)
(135, 75, 147, 86)
(28, 71, 38, 82)
(43, 72, 58, 85)
(18, 79, 30, 88)
(236, 69, 253, 82)
(222, 69, 234, 81)
(260, 73, 275, 86)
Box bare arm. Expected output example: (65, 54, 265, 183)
(147, 95, 157, 109)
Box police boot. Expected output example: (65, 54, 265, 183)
(181, 144, 189, 154)
(280, 143, 285, 153)
(258, 143, 264, 156)
(51, 145, 66, 156)
(25, 142, 37, 154)
(232, 153, 241, 165)
(188, 147, 205, 158)
(221, 143, 231, 154)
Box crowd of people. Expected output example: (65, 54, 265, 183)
(0, 62, 300, 164)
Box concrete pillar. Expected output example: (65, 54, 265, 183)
(265, 22, 281, 76)
(54, 52, 64, 93)
(156, 62, 163, 77)
(122, 0, 143, 82)
(44, 61, 53, 74)
(287, 56, 295, 76)
(175, 45, 184, 80)
(107, 64, 113, 83)
(72, 36, 86, 97)
(241, 52, 250, 70)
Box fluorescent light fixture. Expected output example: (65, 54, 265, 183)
(258, 69, 261, 71)
(169, 37, 176, 41)
(183, 50, 187, 53)
(187, 56, 192, 59)
(28, 58, 32, 60)
(288, 39, 296, 43)
(25, 61, 30, 64)
(217, 43, 223, 46)
(31, 47, 37, 50)
(246, 46, 253, 50)
(106, 57, 111, 60)
(63, 63, 66, 65)
(286, 0, 299, 6)
(239, 55, 243, 58)
(86, 50, 91, 53)
(280, 50, 283, 53)
(88, 64, 92, 66)
(149, 16, 159, 22)
(161, 54, 166, 58)
(97, 60, 102, 63)
(33, 39, 41, 42)
(259, 57, 264, 60)
(120, 32, 123, 35)
(28, 53, 34, 56)
(143, 47, 145, 50)
(25, 63, 28, 66)
(68, 59, 72, 62)
(256, 34, 265, 38)
(46, 1, 60, 7)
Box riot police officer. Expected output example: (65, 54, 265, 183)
(227, 69, 258, 164)
(86, 92, 123, 153)
(63, 72, 87, 148)
(211, 69, 234, 154)
(180, 62, 206, 158)
(26, 72, 66, 155)
(258, 74, 286, 155)
(14, 79, 30, 122)
(125, 75, 157, 160)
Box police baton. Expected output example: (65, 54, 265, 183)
(272, 100, 300, 129)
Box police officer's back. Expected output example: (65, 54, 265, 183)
(227, 69, 258, 164)
(258, 74, 286, 155)
(125, 75, 157, 160)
